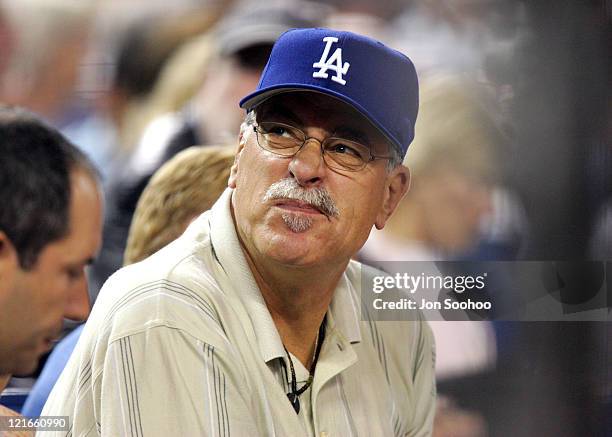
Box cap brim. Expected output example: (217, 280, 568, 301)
(240, 85, 405, 158)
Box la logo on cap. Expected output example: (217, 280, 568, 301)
(312, 37, 350, 85)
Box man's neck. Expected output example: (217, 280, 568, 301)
(243, 245, 346, 368)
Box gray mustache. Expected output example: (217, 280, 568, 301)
(263, 179, 340, 218)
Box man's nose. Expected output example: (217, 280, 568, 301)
(288, 139, 326, 186)
(64, 275, 91, 321)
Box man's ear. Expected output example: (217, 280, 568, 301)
(0, 231, 14, 257)
(228, 133, 247, 188)
(374, 166, 410, 230)
(0, 374, 11, 392)
(0, 231, 19, 277)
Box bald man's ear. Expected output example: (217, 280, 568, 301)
(374, 165, 410, 230)
(228, 133, 247, 188)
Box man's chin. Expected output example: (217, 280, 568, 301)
(280, 212, 313, 233)
(9, 346, 44, 377)
(263, 236, 327, 268)
(10, 357, 40, 377)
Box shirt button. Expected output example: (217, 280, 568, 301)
(337, 342, 343, 351)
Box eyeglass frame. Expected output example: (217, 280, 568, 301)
(251, 121, 394, 172)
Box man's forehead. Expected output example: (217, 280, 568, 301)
(255, 91, 391, 147)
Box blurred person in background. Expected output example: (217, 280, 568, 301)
(0, 0, 93, 126)
(124, 145, 235, 265)
(88, 0, 323, 298)
(393, 0, 526, 77)
(21, 145, 235, 418)
(317, 0, 406, 41)
(62, 8, 228, 184)
(133, 0, 324, 170)
(360, 73, 507, 437)
(0, 106, 102, 417)
(361, 73, 505, 265)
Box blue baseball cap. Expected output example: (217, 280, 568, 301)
(239, 28, 419, 158)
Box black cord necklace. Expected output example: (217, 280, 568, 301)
(283, 323, 325, 414)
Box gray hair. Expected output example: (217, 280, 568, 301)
(385, 144, 403, 172)
(240, 109, 257, 140)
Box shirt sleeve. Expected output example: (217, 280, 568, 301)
(96, 325, 257, 437)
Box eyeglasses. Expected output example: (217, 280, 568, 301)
(253, 121, 392, 172)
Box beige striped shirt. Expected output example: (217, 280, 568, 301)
(40, 188, 435, 436)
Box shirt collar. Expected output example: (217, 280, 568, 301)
(327, 266, 362, 344)
(209, 188, 286, 363)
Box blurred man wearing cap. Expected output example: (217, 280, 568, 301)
(42, 29, 435, 436)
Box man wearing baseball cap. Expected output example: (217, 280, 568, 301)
(42, 28, 435, 436)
